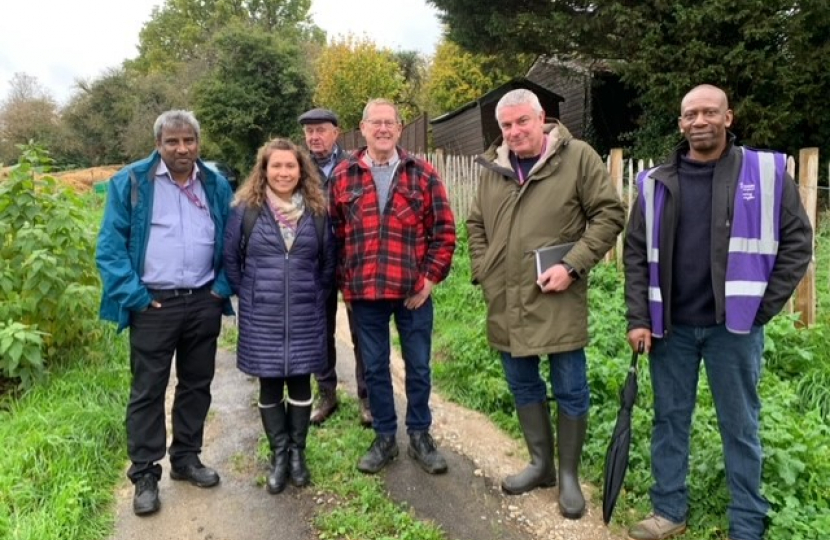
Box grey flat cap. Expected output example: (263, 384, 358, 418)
(298, 108, 339, 126)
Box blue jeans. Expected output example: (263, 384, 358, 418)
(499, 349, 590, 417)
(351, 298, 434, 436)
(649, 324, 768, 540)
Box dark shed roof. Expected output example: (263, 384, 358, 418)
(430, 78, 564, 155)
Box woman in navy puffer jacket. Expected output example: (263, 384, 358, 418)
(224, 138, 335, 495)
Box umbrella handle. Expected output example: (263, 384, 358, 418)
(629, 341, 644, 371)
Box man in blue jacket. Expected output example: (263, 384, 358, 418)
(96, 110, 234, 516)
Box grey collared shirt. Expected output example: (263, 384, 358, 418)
(141, 161, 216, 289)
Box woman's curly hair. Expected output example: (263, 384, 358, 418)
(232, 138, 326, 215)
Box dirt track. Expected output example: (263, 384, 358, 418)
(107, 305, 627, 540)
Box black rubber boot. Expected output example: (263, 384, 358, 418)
(501, 401, 556, 495)
(259, 402, 289, 494)
(557, 412, 587, 519)
(287, 402, 312, 487)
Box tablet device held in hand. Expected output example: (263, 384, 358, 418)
(533, 242, 576, 279)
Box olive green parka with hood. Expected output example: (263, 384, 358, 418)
(467, 121, 625, 356)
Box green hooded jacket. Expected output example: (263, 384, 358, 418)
(467, 121, 625, 356)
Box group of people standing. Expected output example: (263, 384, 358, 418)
(97, 98, 456, 516)
(97, 84, 811, 540)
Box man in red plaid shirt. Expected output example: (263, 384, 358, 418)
(329, 98, 456, 475)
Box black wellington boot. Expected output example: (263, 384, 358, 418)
(259, 402, 289, 494)
(557, 412, 587, 519)
(501, 401, 556, 495)
(287, 401, 312, 487)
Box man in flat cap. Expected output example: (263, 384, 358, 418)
(298, 107, 370, 428)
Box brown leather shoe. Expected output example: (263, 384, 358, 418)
(310, 391, 338, 425)
(359, 398, 373, 427)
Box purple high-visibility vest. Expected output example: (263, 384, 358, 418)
(637, 148, 785, 336)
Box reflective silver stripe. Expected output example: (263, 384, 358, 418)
(648, 286, 663, 302)
(730, 149, 778, 255)
(729, 237, 778, 254)
(759, 151, 777, 247)
(643, 174, 659, 263)
(725, 280, 768, 297)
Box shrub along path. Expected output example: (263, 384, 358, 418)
(107, 306, 622, 540)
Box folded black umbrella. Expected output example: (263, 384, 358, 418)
(602, 344, 643, 525)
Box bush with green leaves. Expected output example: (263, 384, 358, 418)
(0, 144, 101, 387)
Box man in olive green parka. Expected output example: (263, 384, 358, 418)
(467, 89, 624, 519)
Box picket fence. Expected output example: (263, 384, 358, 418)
(430, 148, 826, 327)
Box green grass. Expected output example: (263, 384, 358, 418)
(295, 397, 446, 540)
(0, 327, 130, 540)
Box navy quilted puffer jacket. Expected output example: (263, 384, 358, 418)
(224, 204, 336, 378)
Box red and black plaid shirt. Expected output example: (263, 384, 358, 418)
(329, 147, 456, 301)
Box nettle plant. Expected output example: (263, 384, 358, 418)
(0, 144, 101, 388)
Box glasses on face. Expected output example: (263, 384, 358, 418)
(366, 119, 399, 128)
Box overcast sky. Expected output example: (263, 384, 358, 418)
(0, 0, 443, 106)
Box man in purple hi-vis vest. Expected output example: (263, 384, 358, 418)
(623, 85, 812, 540)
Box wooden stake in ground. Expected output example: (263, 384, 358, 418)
(795, 148, 819, 327)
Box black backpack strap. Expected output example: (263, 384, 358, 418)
(240, 205, 259, 269)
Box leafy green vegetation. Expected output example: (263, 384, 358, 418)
(0, 145, 102, 388)
(432, 224, 830, 540)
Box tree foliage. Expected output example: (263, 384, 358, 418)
(392, 50, 428, 122)
(428, 0, 830, 157)
(313, 34, 408, 130)
(193, 25, 313, 171)
(0, 74, 61, 166)
(423, 40, 529, 116)
(62, 68, 192, 166)
(56, 0, 321, 169)
(131, 0, 323, 74)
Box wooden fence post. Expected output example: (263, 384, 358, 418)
(795, 148, 819, 327)
(606, 149, 624, 265)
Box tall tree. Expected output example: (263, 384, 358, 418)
(428, 0, 830, 157)
(392, 50, 427, 121)
(193, 25, 313, 171)
(313, 34, 408, 130)
(423, 40, 529, 115)
(132, 0, 323, 74)
(0, 74, 60, 165)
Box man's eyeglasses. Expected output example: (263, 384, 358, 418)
(366, 119, 399, 128)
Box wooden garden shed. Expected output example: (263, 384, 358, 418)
(524, 56, 640, 156)
(430, 78, 564, 156)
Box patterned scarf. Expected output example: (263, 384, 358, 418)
(266, 190, 305, 250)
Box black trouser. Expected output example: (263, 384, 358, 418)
(126, 288, 223, 482)
(315, 289, 368, 399)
